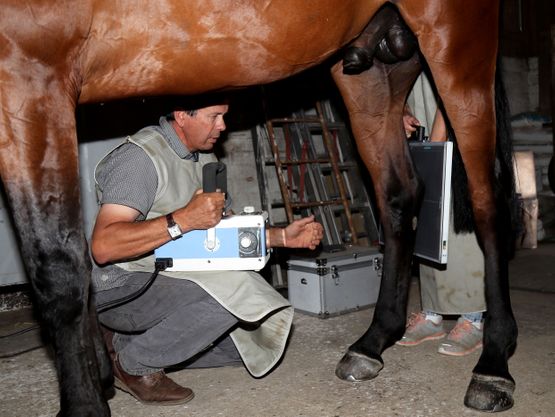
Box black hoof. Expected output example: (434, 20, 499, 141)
(342, 47, 373, 74)
(335, 351, 383, 382)
(464, 373, 515, 412)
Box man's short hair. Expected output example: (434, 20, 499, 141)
(165, 93, 229, 119)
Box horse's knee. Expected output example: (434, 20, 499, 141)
(386, 191, 418, 236)
(382, 170, 423, 237)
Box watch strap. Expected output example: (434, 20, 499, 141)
(166, 213, 182, 239)
(166, 213, 177, 227)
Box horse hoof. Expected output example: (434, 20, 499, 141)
(335, 351, 383, 382)
(464, 373, 515, 412)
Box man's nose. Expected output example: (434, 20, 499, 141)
(216, 116, 226, 131)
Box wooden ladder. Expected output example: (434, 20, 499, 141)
(264, 101, 359, 248)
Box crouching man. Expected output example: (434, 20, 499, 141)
(91, 98, 323, 405)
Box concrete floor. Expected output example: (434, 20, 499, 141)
(1, 244, 554, 417)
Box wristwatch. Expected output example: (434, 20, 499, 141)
(166, 213, 182, 240)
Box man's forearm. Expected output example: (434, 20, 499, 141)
(91, 215, 172, 264)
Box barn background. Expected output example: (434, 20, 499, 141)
(1, 2, 554, 416)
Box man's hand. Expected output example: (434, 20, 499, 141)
(174, 189, 225, 231)
(403, 113, 420, 137)
(283, 215, 324, 250)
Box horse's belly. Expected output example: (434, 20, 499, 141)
(78, 0, 384, 103)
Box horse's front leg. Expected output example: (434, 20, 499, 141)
(0, 82, 111, 416)
(331, 55, 422, 381)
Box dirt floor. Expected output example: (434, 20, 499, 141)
(1, 243, 554, 417)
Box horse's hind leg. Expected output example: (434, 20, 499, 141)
(0, 81, 111, 416)
(401, 6, 518, 411)
(441, 80, 517, 412)
(331, 54, 423, 381)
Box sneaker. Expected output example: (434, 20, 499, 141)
(396, 312, 446, 346)
(438, 317, 483, 356)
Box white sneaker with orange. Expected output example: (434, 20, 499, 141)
(438, 317, 483, 356)
(396, 312, 446, 346)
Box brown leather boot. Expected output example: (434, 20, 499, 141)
(101, 326, 194, 405)
(112, 355, 194, 405)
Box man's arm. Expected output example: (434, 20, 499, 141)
(266, 215, 324, 250)
(91, 190, 225, 264)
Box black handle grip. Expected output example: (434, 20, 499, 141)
(202, 162, 227, 193)
(410, 125, 426, 142)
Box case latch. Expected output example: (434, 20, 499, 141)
(331, 265, 339, 285)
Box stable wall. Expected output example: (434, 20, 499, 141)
(0, 130, 261, 288)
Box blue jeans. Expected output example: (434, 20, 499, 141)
(95, 274, 241, 375)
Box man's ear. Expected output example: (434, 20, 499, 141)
(174, 110, 188, 126)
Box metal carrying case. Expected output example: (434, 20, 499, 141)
(286, 246, 383, 318)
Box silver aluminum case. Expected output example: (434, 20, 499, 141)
(287, 246, 382, 318)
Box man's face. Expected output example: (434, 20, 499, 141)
(173, 104, 229, 152)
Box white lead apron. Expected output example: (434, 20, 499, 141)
(119, 255, 294, 378)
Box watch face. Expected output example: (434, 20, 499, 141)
(168, 224, 182, 239)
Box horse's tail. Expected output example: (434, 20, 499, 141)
(450, 133, 473, 234)
(452, 59, 519, 255)
(492, 58, 520, 254)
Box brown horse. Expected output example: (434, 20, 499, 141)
(0, 1, 516, 416)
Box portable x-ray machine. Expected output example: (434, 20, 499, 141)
(155, 162, 271, 271)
